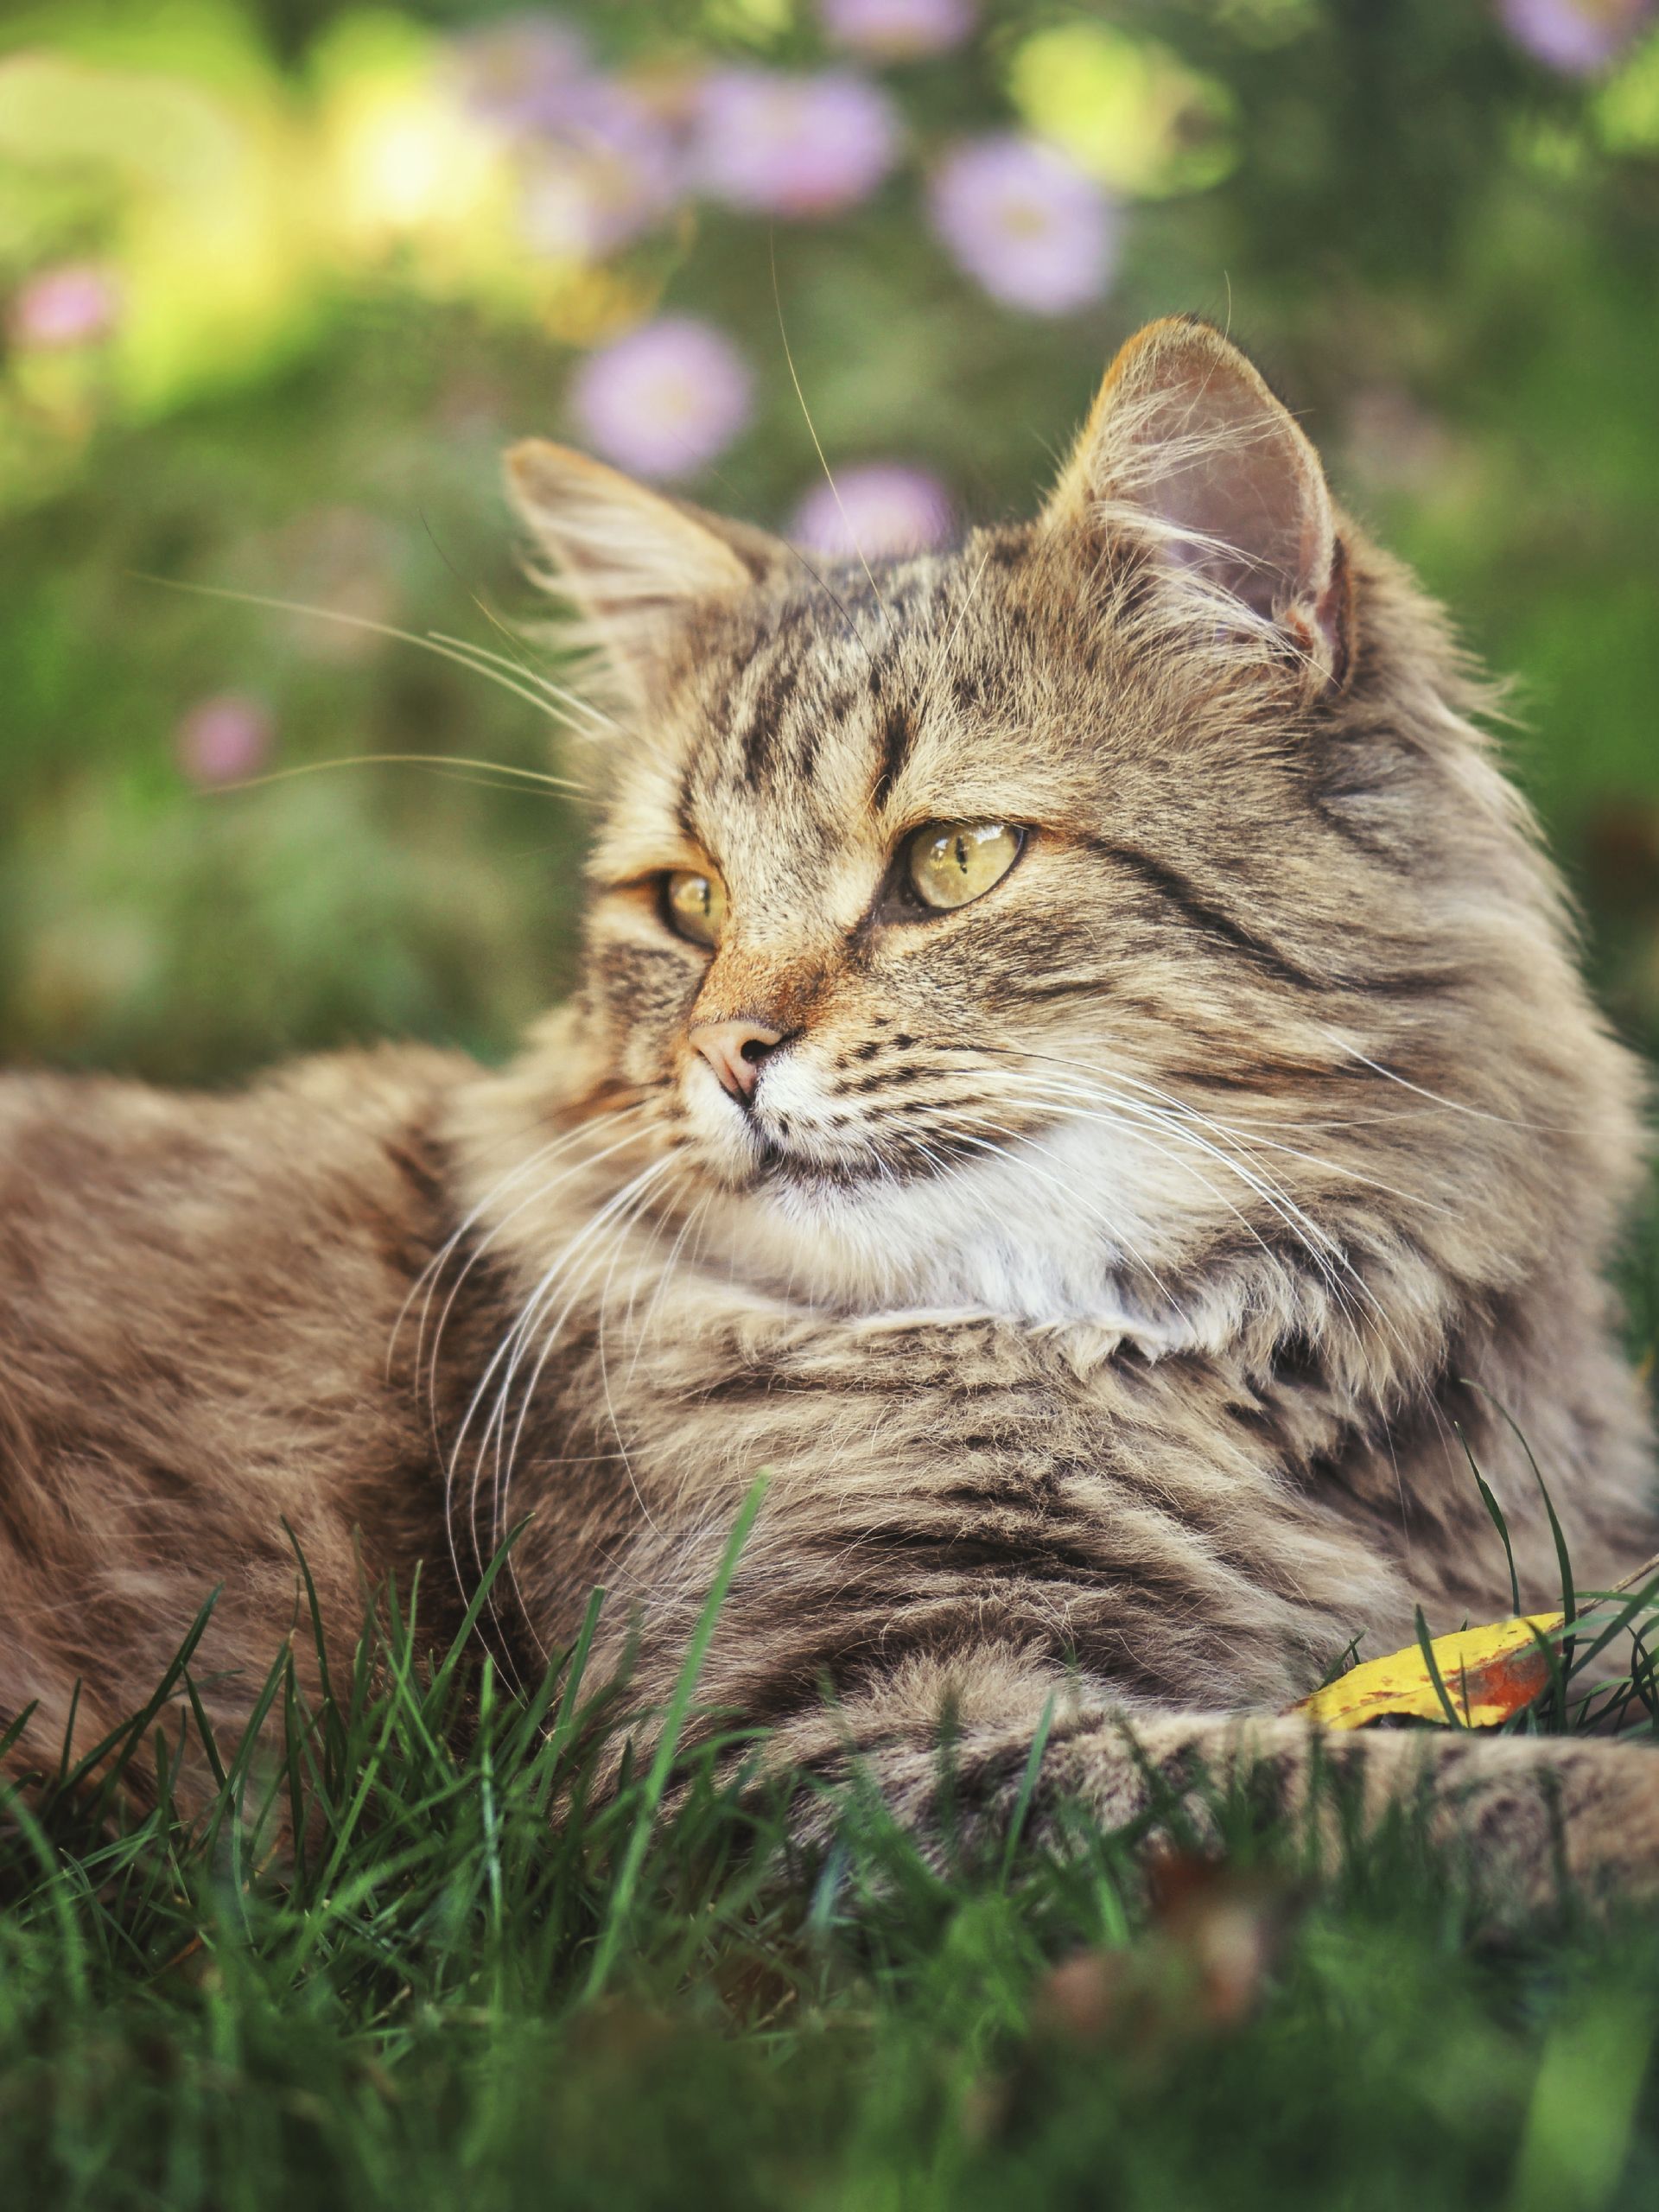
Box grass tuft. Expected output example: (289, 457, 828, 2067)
(5, 1492, 1659, 2209)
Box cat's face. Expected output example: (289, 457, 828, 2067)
(504, 320, 1535, 1338)
(572, 547, 1320, 1328)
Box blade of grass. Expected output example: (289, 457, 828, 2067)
(1000, 1693, 1056, 1884)
(180, 1670, 229, 1796)
(1516, 1618, 1573, 1737)
(58, 1590, 222, 1827)
(1414, 1607, 1466, 1730)
(530, 1587, 606, 1819)
(1459, 1380, 1576, 1632)
(477, 1657, 505, 1948)
(0, 1700, 41, 1770)
(1458, 1421, 1523, 1618)
(281, 1518, 336, 1721)
(426, 1516, 537, 1711)
(583, 1474, 767, 2000)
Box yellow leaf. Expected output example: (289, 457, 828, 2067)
(1294, 1614, 1565, 1731)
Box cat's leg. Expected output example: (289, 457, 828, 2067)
(768, 1656, 1659, 1910)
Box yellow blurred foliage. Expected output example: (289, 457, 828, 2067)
(1598, 29, 1659, 152)
(310, 13, 515, 276)
(0, 0, 655, 505)
(0, 46, 314, 410)
(1008, 22, 1236, 200)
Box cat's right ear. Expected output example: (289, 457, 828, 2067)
(505, 442, 785, 709)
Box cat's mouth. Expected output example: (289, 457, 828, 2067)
(685, 1052, 1042, 1200)
(749, 1131, 886, 1194)
(744, 1116, 998, 1198)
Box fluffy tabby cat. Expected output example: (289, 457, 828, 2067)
(4, 318, 1658, 1902)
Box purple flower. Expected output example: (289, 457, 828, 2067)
(450, 17, 689, 259)
(1500, 0, 1655, 73)
(927, 136, 1120, 315)
(518, 79, 685, 257)
(9, 264, 119, 350)
(175, 695, 275, 787)
(820, 0, 976, 60)
(569, 317, 753, 479)
(448, 13, 592, 135)
(691, 68, 899, 218)
(788, 464, 954, 560)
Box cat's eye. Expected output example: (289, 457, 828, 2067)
(664, 868, 728, 948)
(905, 821, 1024, 912)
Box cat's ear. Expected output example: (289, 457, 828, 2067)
(505, 441, 785, 708)
(1042, 317, 1352, 695)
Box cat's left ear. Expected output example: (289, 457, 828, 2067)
(1042, 317, 1353, 696)
(505, 441, 787, 709)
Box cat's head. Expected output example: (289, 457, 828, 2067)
(494, 318, 1635, 1365)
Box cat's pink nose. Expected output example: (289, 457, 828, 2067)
(690, 1020, 784, 1102)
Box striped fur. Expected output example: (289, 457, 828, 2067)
(2, 320, 1656, 1900)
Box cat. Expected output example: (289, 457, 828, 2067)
(3, 316, 1657, 1905)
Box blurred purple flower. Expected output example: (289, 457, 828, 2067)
(789, 464, 954, 560)
(692, 68, 899, 218)
(827, 0, 982, 58)
(518, 79, 685, 257)
(927, 136, 1119, 315)
(1500, 0, 1654, 73)
(448, 12, 592, 134)
(10, 264, 119, 350)
(569, 317, 753, 479)
(175, 695, 275, 787)
(820, 0, 975, 60)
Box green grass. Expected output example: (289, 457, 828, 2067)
(9, 1493, 1659, 2212)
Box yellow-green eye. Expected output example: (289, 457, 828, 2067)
(664, 868, 728, 948)
(906, 821, 1023, 912)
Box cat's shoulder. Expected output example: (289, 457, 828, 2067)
(0, 1039, 471, 1148)
(0, 1042, 477, 1262)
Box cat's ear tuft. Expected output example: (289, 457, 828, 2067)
(1043, 318, 1352, 696)
(505, 442, 785, 708)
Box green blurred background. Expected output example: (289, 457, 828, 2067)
(3, 0, 1657, 1090)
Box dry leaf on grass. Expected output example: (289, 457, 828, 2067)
(1292, 1614, 1564, 1731)
(1293, 1554, 1659, 1732)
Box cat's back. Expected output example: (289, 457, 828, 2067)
(0, 1043, 471, 1357)
(0, 1044, 475, 1784)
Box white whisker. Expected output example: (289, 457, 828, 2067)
(483, 1155, 678, 1535)
(443, 1124, 660, 1584)
(986, 1060, 1450, 1220)
(426, 629, 616, 730)
(485, 1157, 682, 1644)
(1318, 1032, 1594, 1135)
(138, 574, 616, 741)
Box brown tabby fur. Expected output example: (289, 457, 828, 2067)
(3, 319, 1657, 1904)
